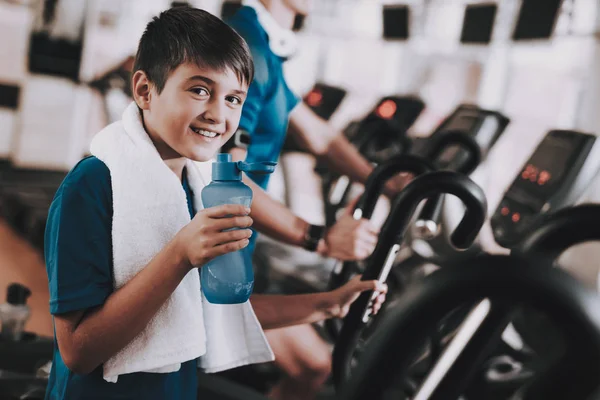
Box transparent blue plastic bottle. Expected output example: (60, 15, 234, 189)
(200, 153, 276, 304)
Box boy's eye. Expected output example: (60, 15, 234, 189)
(227, 96, 242, 106)
(191, 87, 209, 96)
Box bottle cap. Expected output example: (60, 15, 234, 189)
(212, 153, 276, 181)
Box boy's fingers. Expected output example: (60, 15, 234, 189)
(211, 238, 250, 257)
(211, 229, 253, 246)
(211, 216, 253, 231)
(204, 204, 250, 218)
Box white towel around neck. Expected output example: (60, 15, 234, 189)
(90, 101, 274, 383)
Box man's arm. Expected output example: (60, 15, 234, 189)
(251, 276, 387, 330)
(288, 103, 374, 184)
(229, 148, 313, 248)
(228, 148, 378, 260)
(288, 103, 411, 196)
(251, 292, 333, 330)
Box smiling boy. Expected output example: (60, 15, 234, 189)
(44, 7, 386, 400)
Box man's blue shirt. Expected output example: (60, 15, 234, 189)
(227, 6, 300, 191)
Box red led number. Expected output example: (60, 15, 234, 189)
(306, 90, 323, 107)
(538, 170, 551, 185)
(376, 100, 397, 120)
(521, 164, 551, 186)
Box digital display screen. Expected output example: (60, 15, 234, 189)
(443, 113, 479, 133)
(460, 4, 497, 44)
(303, 83, 347, 121)
(382, 5, 409, 40)
(511, 134, 580, 198)
(512, 0, 562, 41)
(221, 1, 242, 20)
(0, 83, 20, 110)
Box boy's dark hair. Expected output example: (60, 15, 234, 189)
(134, 7, 253, 93)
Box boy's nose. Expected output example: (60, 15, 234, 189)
(202, 100, 226, 125)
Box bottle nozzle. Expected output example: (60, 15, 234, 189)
(211, 153, 276, 180)
(237, 161, 277, 175)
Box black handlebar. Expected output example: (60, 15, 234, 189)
(415, 131, 483, 238)
(356, 154, 435, 220)
(514, 204, 600, 263)
(332, 171, 487, 389)
(325, 154, 436, 340)
(425, 130, 482, 175)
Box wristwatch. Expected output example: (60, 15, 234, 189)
(221, 128, 251, 153)
(233, 128, 251, 149)
(303, 224, 326, 252)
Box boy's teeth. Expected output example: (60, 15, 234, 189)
(192, 127, 218, 138)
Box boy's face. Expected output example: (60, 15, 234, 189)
(134, 63, 248, 162)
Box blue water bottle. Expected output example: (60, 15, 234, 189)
(200, 153, 276, 304)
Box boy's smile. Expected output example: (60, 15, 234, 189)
(132, 62, 248, 168)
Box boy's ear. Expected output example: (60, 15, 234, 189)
(132, 70, 152, 110)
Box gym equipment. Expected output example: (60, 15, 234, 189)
(0, 283, 53, 400)
(325, 103, 508, 230)
(327, 155, 435, 283)
(0, 165, 66, 250)
(405, 130, 600, 397)
(381, 129, 600, 398)
(491, 129, 600, 248)
(338, 254, 600, 400)
(323, 95, 425, 225)
(303, 83, 347, 122)
(430, 204, 600, 400)
(332, 170, 487, 389)
(325, 131, 482, 340)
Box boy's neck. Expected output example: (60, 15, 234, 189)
(163, 158, 187, 182)
(259, 0, 296, 29)
(139, 110, 187, 181)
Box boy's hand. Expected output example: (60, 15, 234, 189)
(176, 204, 253, 269)
(319, 196, 379, 261)
(326, 275, 388, 319)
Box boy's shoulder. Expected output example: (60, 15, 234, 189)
(64, 156, 110, 185)
(57, 156, 112, 202)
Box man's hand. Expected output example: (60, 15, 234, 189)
(326, 275, 388, 319)
(384, 172, 415, 199)
(318, 196, 379, 261)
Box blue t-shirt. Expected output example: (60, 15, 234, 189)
(44, 156, 198, 400)
(227, 6, 300, 190)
